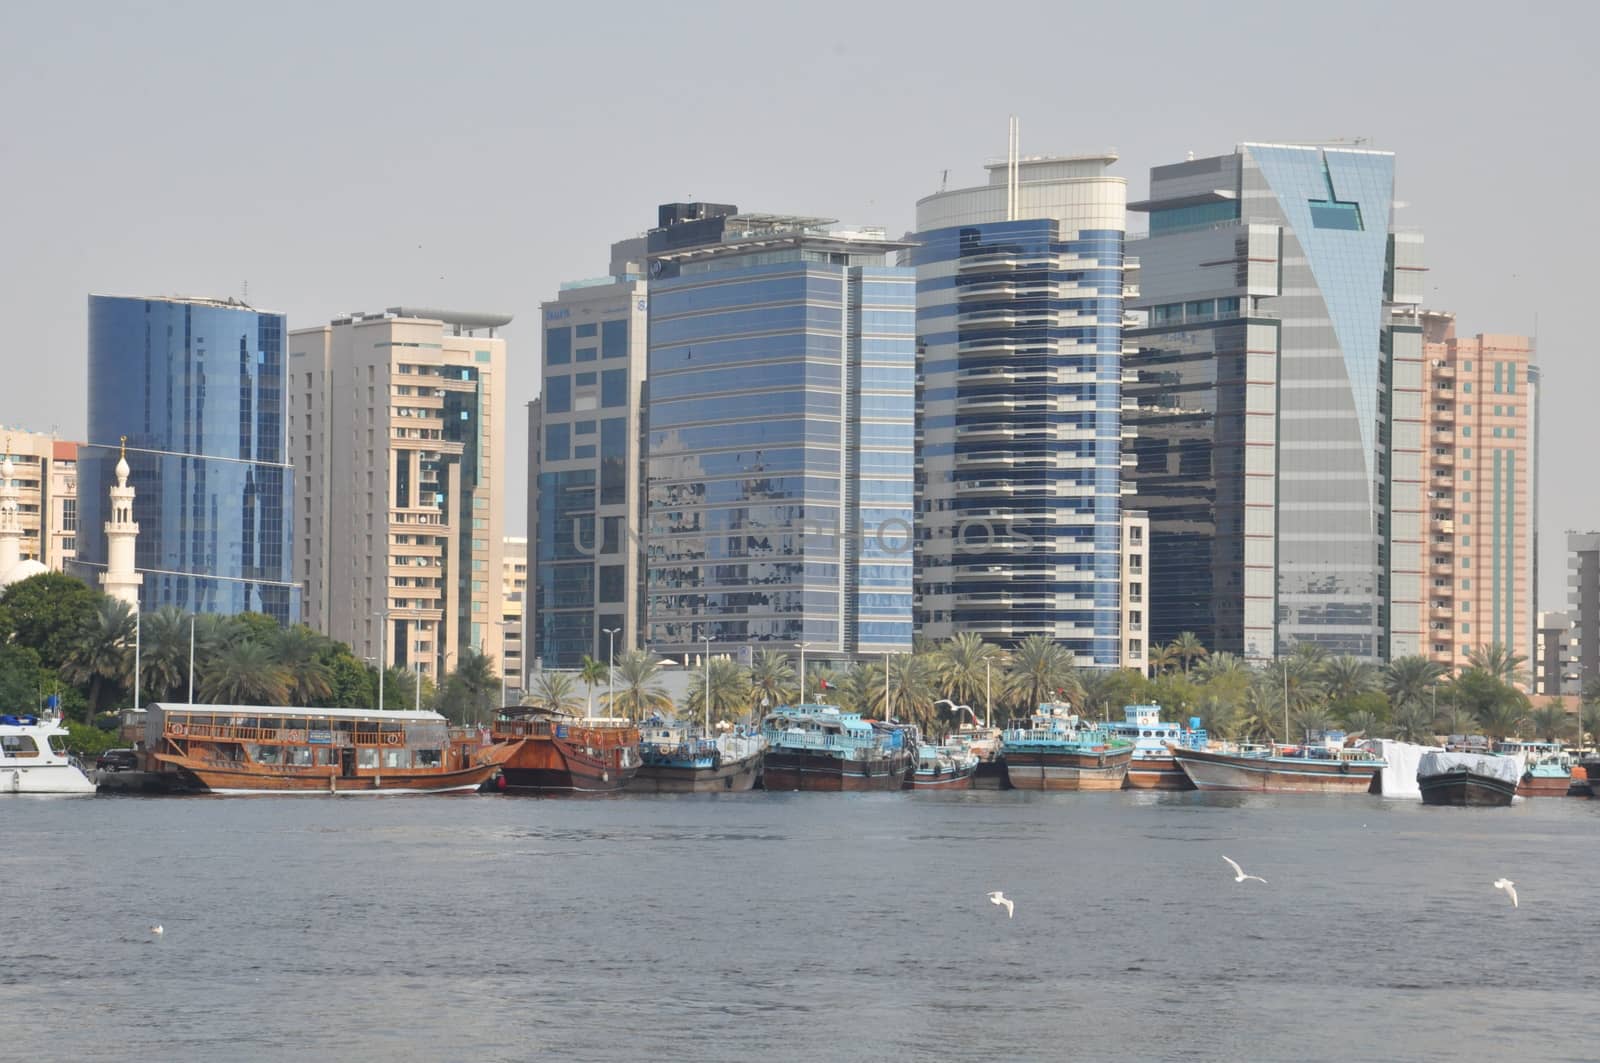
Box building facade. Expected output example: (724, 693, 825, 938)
(1124, 144, 1424, 662)
(1534, 610, 1578, 696)
(502, 535, 526, 695)
(1418, 312, 1532, 670)
(0, 431, 79, 572)
(911, 154, 1130, 665)
(290, 309, 507, 684)
(80, 295, 297, 622)
(1120, 509, 1149, 672)
(529, 258, 649, 669)
(644, 204, 916, 661)
(1568, 531, 1600, 694)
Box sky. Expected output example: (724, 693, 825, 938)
(2, 0, 1595, 608)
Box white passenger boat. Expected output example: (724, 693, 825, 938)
(1, 714, 96, 794)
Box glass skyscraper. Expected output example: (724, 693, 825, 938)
(79, 294, 299, 623)
(643, 204, 915, 659)
(912, 155, 1129, 665)
(1124, 144, 1424, 661)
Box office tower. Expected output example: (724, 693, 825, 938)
(501, 535, 526, 695)
(290, 308, 507, 685)
(1418, 312, 1532, 670)
(1534, 610, 1577, 696)
(1124, 144, 1424, 661)
(81, 295, 297, 622)
(912, 152, 1129, 664)
(1120, 509, 1149, 672)
(1568, 531, 1600, 693)
(644, 203, 915, 661)
(1526, 362, 1542, 670)
(529, 246, 649, 669)
(0, 431, 80, 572)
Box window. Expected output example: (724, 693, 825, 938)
(474, 350, 491, 364)
(576, 371, 597, 387)
(576, 323, 597, 338)
(546, 376, 571, 413)
(599, 565, 625, 602)
(602, 319, 628, 358)
(546, 424, 570, 461)
(546, 327, 572, 365)
(576, 420, 596, 436)
(577, 347, 597, 363)
(602, 368, 627, 407)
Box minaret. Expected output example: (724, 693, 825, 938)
(101, 436, 143, 611)
(0, 444, 21, 578)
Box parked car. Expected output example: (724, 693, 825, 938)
(95, 748, 138, 772)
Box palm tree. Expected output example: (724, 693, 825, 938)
(270, 625, 334, 706)
(747, 649, 796, 713)
(1383, 655, 1448, 715)
(1196, 652, 1248, 684)
(830, 662, 874, 716)
(578, 655, 608, 717)
(1076, 669, 1123, 723)
(1171, 631, 1208, 676)
(1581, 703, 1600, 746)
(1475, 699, 1526, 741)
(1392, 703, 1437, 744)
(1343, 709, 1386, 740)
(933, 633, 1005, 710)
(60, 597, 136, 717)
(876, 653, 938, 733)
(1322, 656, 1378, 704)
(138, 605, 192, 703)
(1467, 643, 1528, 688)
(606, 650, 672, 719)
(1148, 642, 1180, 677)
(1526, 703, 1572, 743)
(199, 641, 291, 706)
(528, 670, 584, 714)
(683, 656, 750, 727)
(1005, 636, 1080, 714)
(441, 649, 499, 724)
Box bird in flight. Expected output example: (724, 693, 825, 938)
(1222, 856, 1267, 884)
(1493, 878, 1518, 908)
(150, 925, 164, 936)
(987, 891, 1014, 918)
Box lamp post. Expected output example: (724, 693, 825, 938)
(703, 634, 712, 737)
(883, 650, 891, 722)
(795, 641, 812, 704)
(133, 611, 141, 712)
(603, 627, 620, 720)
(985, 659, 992, 729)
(415, 660, 423, 713)
(375, 609, 388, 711)
(187, 615, 195, 704)
(1282, 657, 1290, 745)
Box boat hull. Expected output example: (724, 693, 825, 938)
(906, 765, 976, 790)
(625, 752, 762, 793)
(2, 763, 96, 795)
(761, 749, 912, 792)
(1419, 769, 1518, 807)
(1171, 746, 1380, 794)
(1125, 753, 1195, 790)
(153, 753, 504, 795)
(971, 760, 1011, 790)
(499, 736, 638, 794)
(1515, 774, 1572, 798)
(1003, 747, 1132, 792)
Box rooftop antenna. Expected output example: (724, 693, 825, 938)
(1006, 115, 1020, 221)
(940, 168, 949, 192)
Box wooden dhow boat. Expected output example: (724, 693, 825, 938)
(1416, 750, 1519, 806)
(1493, 740, 1576, 797)
(906, 742, 979, 790)
(1000, 705, 1134, 791)
(627, 719, 763, 793)
(759, 704, 914, 791)
(489, 707, 640, 794)
(1169, 733, 1384, 794)
(1107, 704, 1205, 790)
(147, 703, 514, 795)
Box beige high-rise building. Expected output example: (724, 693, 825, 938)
(289, 309, 509, 686)
(1120, 510, 1149, 673)
(1420, 311, 1531, 673)
(501, 536, 526, 695)
(0, 430, 81, 572)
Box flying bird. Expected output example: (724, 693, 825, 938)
(1222, 856, 1267, 884)
(150, 925, 164, 936)
(1494, 878, 1518, 908)
(987, 891, 1014, 918)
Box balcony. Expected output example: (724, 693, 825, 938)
(1430, 406, 1456, 424)
(1432, 430, 1455, 445)
(956, 251, 1057, 273)
(1430, 560, 1454, 575)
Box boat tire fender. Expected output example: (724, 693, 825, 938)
(384, 733, 401, 746)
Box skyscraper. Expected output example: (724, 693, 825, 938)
(1567, 531, 1600, 693)
(81, 294, 298, 622)
(912, 153, 1129, 664)
(643, 204, 915, 661)
(290, 308, 507, 685)
(1418, 311, 1532, 670)
(529, 247, 649, 670)
(1125, 144, 1424, 661)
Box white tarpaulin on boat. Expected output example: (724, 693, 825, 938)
(1362, 739, 1440, 799)
(1417, 750, 1521, 786)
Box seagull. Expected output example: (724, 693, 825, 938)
(1222, 856, 1267, 884)
(987, 891, 1014, 918)
(149, 925, 164, 937)
(1494, 878, 1518, 908)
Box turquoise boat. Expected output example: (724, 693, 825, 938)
(1000, 705, 1134, 791)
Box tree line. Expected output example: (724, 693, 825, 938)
(522, 632, 1599, 746)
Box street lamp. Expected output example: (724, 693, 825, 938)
(703, 634, 712, 737)
(603, 627, 620, 720)
(375, 609, 389, 711)
(883, 650, 892, 721)
(187, 615, 196, 704)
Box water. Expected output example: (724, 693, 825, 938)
(4, 791, 1597, 1062)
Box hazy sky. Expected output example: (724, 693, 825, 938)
(3, 0, 1595, 607)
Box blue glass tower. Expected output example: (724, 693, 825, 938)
(912, 156, 1129, 665)
(643, 205, 915, 659)
(79, 295, 299, 623)
(1125, 144, 1424, 660)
